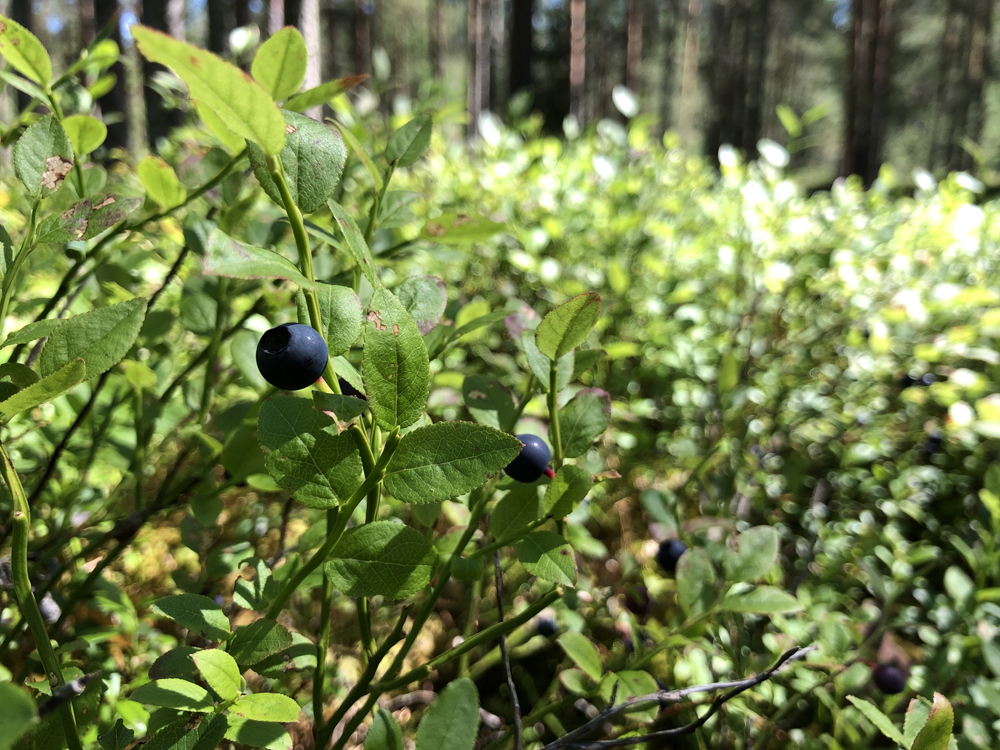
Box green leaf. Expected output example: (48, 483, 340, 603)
(36, 194, 143, 243)
(0, 358, 85, 418)
(251, 632, 317, 678)
(143, 713, 228, 750)
(332, 355, 364, 395)
(490, 485, 543, 540)
(535, 293, 602, 360)
(0, 683, 36, 750)
(463, 375, 515, 429)
(97, 719, 134, 750)
(195, 98, 246, 153)
(251, 27, 307, 101)
(329, 200, 378, 288)
(284, 74, 368, 112)
(203, 229, 317, 289)
(257, 394, 364, 508)
(325, 521, 437, 599)
(248, 110, 347, 213)
(149, 647, 200, 681)
(0, 224, 12, 279)
(295, 283, 362, 356)
(383, 422, 522, 504)
(904, 697, 932, 747)
(543, 465, 593, 518)
(397, 276, 447, 335)
(0, 69, 45, 101)
(599, 672, 659, 722)
(421, 212, 504, 245)
(365, 709, 403, 750)
(0, 15, 51, 84)
(515, 531, 576, 585)
(386, 114, 432, 168)
(557, 632, 602, 681)
(944, 565, 975, 609)
(719, 586, 802, 614)
(13, 672, 102, 750)
(723, 526, 779, 583)
(846, 696, 905, 746)
(130, 679, 215, 712)
(415, 678, 479, 750)
(911, 693, 954, 750)
(61, 114, 107, 157)
(330, 122, 383, 191)
(38, 298, 147, 380)
(150, 593, 231, 641)
(572, 349, 606, 380)
(233, 557, 278, 611)
(13, 115, 73, 197)
(556, 388, 610, 458)
(224, 717, 292, 750)
(228, 619, 295, 670)
(192, 649, 242, 702)
(676, 547, 715, 616)
(362, 286, 429, 430)
(230, 693, 301, 723)
(132, 25, 285, 155)
(379, 191, 421, 229)
(718, 350, 739, 394)
(138, 155, 187, 209)
(312, 392, 368, 423)
(521, 330, 573, 393)
(231, 329, 267, 389)
(0, 318, 59, 349)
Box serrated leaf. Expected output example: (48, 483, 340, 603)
(543, 465, 592, 518)
(248, 110, 346, 213)
(258, 395, 364, 508)
(719, 586, 802, 614)
(295, 283, 361, 356)
(521, 330, 573, 393)
(144, 713, 228, 750)
(557, 632, 602, 681)
(38, 298, 146, 380)
(233, 557, 278, 611)
(231, 693, 301, 723)
(228, 619, 295, 670)
(132, 25, 285, 155)
(251, 27, 307, 101)
(284, 74, 368, 112)
(61, 115, 106, 159)
(195, 98, 246, 153)
(224, 717, 292, 750)
(130, 679, 214, 712)
(251, 632, 316, 678)
(846, 696, 905, 746)
(490, 485, 542, 540)
(535, 293, 602, 360)
(329, 200, 378, 288)
(383, 422, 521, 504)
(13, 115, 73, 197)
(379, 191, 421, 229)
(386, 114, 432, 168)
(362, 286, 428, 430)
(138, 155, 186, 209)
(192, 649, 241, 703)
(723, 526, 779, 583)
(0, 15, 51, 84)
(365, 709, 402, 750)
(149, 647, 199, 681)
(312, 391, 368, 422)
(904, 697, 932, 747)
(463, 374, 515, 429)
(0, 318, 59, 349)
(325, 521, 437, 599)
(556, 388, 610, 458)
(911, 693, 954, 750)
(0, 358, 85, 417)
(150, 594, 231, 641)
(397, 276, 446, 335)
(676, 547, 715, 616)
(414, 678, 479, 750)
(515, 531, 576, 585)
(14, 678, 102, 750)
(203, 228, 317, 289)
(36, 194, 142, 243)
(97, 719, 134, 750)
(0, 683, 36, 750)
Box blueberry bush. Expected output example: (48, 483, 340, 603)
(0, 16, 992, 750)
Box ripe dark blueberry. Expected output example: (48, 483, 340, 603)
(256, 323, 329, 391)
(536, 617, 558, 637)
(873, 664, 907, 694)
(504, 434, 552, 483)
(656, 539, 687, 574)
(338, 377, 366, 400)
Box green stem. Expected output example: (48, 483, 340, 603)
(313, 526, 335, 742)
(198, 278, 229, 423)
(0, 203, 39, 343)
(132, 389, 146, 509)
(466, 518, 547, 561)
(44, 92, 87, 198)
(458, 577, 483, 677)
(505, 373, 536, 433)
(357, 597, 375, 662)
(1, 441, 82, 750)
(363, 163, 395, 248)
(264, 429, 400, 620)
(548, 362, 563, 468)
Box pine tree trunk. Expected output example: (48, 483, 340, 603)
(626, 0, 643, 94)
(94, 0, 128, 151)
(866, 0, 894, 181)
(208, 0, 230, 54)
(429, 0, 443, 80)
(301, 0, 321, 116)
(142, 0, 184, 151)
(9, 0, 33, 112)
(927, 0, 957, 171)
(509, 0, 533, 98)
(677, 0, 702, 144)
(268, 0, 285, 36)
(285, 0, 302, 27)
(468, 0, 490, 138)
(355, 0, 371, 75)
(658, 0, 680, 135)
(962, 0, 993, 170)
(569, 0, 586, 121)
(167, 0, 185, 39)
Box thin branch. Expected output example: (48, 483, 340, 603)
(539, 645, 816, 750)
(495, 551, 522, 750)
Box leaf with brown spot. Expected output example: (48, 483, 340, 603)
(36, 194, 142, 244)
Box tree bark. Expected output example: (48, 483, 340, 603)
(94, 0, 128, 151)
(468, 0, 490, 138)
(166, 0, 185, 39)
(207, 0, 230, 54)
(301, 0, 321, 115)
(429, 0, 443, 80)
(142, 0, 184, 151)
(268, 0, 285, 35)
(658, 0, 680, 135)
(962, 0, 993, 170)
(677, 0, 702, 144)
(9, 0, 34, 112)
(355, 0, 371, 75)
(285, 0, 302, 27)
(569, 0, 586, 121)
(509, 0, 533, 98)
(626, 0, 643, 94)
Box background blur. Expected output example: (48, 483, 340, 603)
(1, 0, 997, 189)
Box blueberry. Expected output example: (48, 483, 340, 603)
(873, 664, 907, 694)
(256, 323, 329, 391)
(504, 434, 552, 483)
(622, 583, 650, 616)
(656, 539, 687, 574)
(536, 617, 558, 637)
